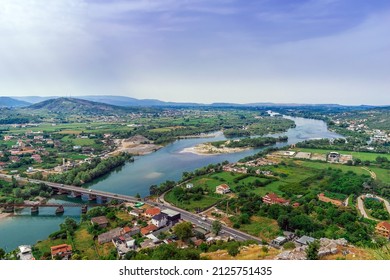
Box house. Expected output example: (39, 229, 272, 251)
(270, 236, 287, 248)
(215, 184, 230, 194)
(129, 208, 143, 217)
(91, 216, 109, 228)
(296, 236, 315, 246)
(161, 209, 181, 226)
(151, 213, 168, 228)
(18, 245, 34, 260)
(262, 193, 289, 206)
(145, 207, 161, 217)
(98, 228, 122, 244)
(50, 244, 72, 260)
(376, 221, 390, 239)
(140, 224, 158, 236)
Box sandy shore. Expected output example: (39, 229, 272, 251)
(0, 212, 12, 221)
(180, 143, 251, 155)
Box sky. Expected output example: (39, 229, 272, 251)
(0, 0, 389, 105)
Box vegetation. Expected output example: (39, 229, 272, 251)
(46, 153, 133, 186)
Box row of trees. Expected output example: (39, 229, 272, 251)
(46, 153, 133, 186)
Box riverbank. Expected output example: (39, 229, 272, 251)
(110, 137, 163, 156)
(0, 212, 12, 221)
(181, 143, 251, 155)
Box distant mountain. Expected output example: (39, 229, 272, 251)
(12, 96, 58, 104)
(77, 95, 201, 107)
(25, 97, 132, 116)
(0, 97, 31, 107)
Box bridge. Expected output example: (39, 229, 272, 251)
(0, 174, 263, 243)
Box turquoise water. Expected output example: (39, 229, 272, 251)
(0, 116, 342, 251)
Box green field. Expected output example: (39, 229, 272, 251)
(239, 216, 281, 241)
(294, 148, 390, 162)
(164, 190, 221, 212)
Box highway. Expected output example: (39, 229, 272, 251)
(0, 174, 262, 243)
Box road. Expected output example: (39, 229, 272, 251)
(357, 195, 372, 219)
(357, 194, 390, 221)
(0, 174, 262, 243)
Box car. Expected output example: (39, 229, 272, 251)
(88, 189, 92, 192)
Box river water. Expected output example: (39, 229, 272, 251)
(0, 116, 342, 252)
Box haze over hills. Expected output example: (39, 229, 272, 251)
(5, 95, 383, 108)
(0, 97, 31, 107)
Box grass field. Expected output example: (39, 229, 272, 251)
(165, 190, 221, 212)
(240, 216, 281, 241)
(293, 148, 390, 162)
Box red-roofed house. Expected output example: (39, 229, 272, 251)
(215, 184, 230, 194)
(50, 244, 72, 260)
(262, 193, 289, 206)
(140, 224, 158, 235)
(145, 207, 161, 217)
(376, 221, 390, 239)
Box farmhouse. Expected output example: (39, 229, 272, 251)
(215, 184, 230, 194)
(262, 193, 289, 206)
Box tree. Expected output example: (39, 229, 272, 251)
(0, 248, 5, 259)
(305, 240, 320, 260)
(173, 222, 193, 240)
(227, 242, 240, 256)
(211, 220, 222, 235)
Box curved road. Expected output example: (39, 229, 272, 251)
(357, 194, 390, 221)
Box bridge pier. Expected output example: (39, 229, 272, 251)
(31, 205, 39, 214)
(70, 191, 81, 198)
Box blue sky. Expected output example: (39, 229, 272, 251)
(0, 0, 389, 105)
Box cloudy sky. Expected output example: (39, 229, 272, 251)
(0, 0, 389, 105)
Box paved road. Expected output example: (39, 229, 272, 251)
(0, 174, 262, 243)
(357, 195, 372, 219)
(357, 194, 390, 221)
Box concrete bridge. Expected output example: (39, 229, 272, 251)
(0, 174, 263, 243)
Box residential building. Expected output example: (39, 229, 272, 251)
(161, 209, 181, 225)
(376, 221, 390, 239)
(262, 193, 289, 205)
(18, 245, 34, 260)
(91, 216, 109, 228)
(296, 236, 315, 246)
(152, 213, 168, 228)
(215, 184, 230, 194)
(50, 244, 72, 260)
(98, 228, 122, 244)
(145, 207, 161, 217)
(140, 224, 158, 236)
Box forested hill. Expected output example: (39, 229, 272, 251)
(25, 97, 133, 116)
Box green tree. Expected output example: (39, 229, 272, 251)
(305, 240, 320, 260)
(227, 242, 240, 256)
(211, 220, 222, 235)
(173, 222, 193, 240)
(0, 248, 5, 259)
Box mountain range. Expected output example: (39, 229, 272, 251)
(1, 95, 381, 109)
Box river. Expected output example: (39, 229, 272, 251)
(0, 116, 342, 252)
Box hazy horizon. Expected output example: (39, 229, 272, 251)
(0, 0, 389, 105)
